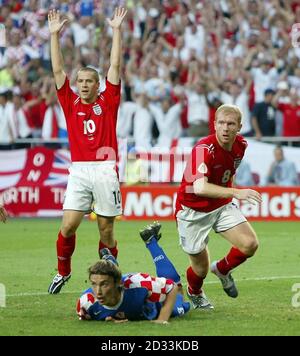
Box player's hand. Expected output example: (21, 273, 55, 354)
(151, 320, 169, 325)
(77, 308, 92, 320)
(255, 132, 262, 140)
(48, 9, 68, 34)
(106, 7, 127, 29)
(0, 206, 8, 223)
(233, 189, 262, 205)
(105, 316, 128, 323)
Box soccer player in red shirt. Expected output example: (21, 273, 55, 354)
(47, 8, 127, 294)
(176, 104, 262, 309)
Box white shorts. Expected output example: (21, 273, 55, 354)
(176, 203, 247, 254)
(63, 161, 122, 217)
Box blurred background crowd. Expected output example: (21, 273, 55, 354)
(1, 0, 300, 157)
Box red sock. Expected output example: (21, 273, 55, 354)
(56, 231, 76, 276)
(99, 240, 118, 258)
(217, 247, 248, 275)
(186, 266, 204, 295)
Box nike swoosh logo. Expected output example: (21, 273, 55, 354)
(93, 310, 101, 315)
(77, 112, 86, 116)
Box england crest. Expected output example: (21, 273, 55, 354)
(93, 104, 102, 115)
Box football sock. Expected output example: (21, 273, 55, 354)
(217, 247, 248, 275)
(186, 266, 204, 295)
(172, 294, 191, 316)
(99, 240, 118, 258)
(56, 231, 75, 276)
(146, 238, 181, 284)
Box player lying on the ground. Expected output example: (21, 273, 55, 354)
(76, 222, 190, 324)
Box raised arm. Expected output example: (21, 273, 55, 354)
(106, 7, 127, 85)
(48, 9, 68, 89)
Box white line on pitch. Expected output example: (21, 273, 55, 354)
(6, 275, 300, 297)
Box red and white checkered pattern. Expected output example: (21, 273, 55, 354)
(123, 273, 174, 303)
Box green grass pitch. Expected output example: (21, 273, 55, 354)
(0, 219, 299, 336)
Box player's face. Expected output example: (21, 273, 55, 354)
(90, 274, 121, 307)
(76, 72, 99, 104)
(214, 113, 242, 149)
(274, 148, 283, 162)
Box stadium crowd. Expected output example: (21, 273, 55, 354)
(1, 0, 300, 151)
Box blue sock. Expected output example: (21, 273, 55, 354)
(171, 294, 191, 317)
(146, 238, 180, 284)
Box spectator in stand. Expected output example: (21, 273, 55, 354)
(272, 88, 300, 142)
(41, 77, 67, 148)
(274, 81, 290, 137)
(0, 90, 17, 149)
(12, 88, 32, 148)
(21, 80, 47, 138)
(220, 78, 253, 137)
(265, 145, 299, 186)
(251, 88, 276, 139)
(185, 60, 209, 138)
(149, 95, 183, 147)
(235, 160, 255, 187)
(1, 0, 300, 146)
(250, 56, 279, 104)
(116, 99, 137, 139)
(133, 93, 153, 150)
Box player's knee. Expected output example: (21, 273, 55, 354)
(191, 261, 209, 278)
(189, 250, 210, 277)
(61, 223, 77, 237)
(99, 224, 113, 239)
(242, 237, 259, 256)
(98, 222, 115, 245)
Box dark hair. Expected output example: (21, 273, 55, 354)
(88, 260, 122, 283)
(264, 88, 275, 96)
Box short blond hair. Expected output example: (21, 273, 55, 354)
(215, 104, 242, 125)
(76, 67, 99, 82)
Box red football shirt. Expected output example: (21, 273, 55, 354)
(277, 103, 300, 137)
(176, 134, 247, 213)
(57, 78, 121, 162)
